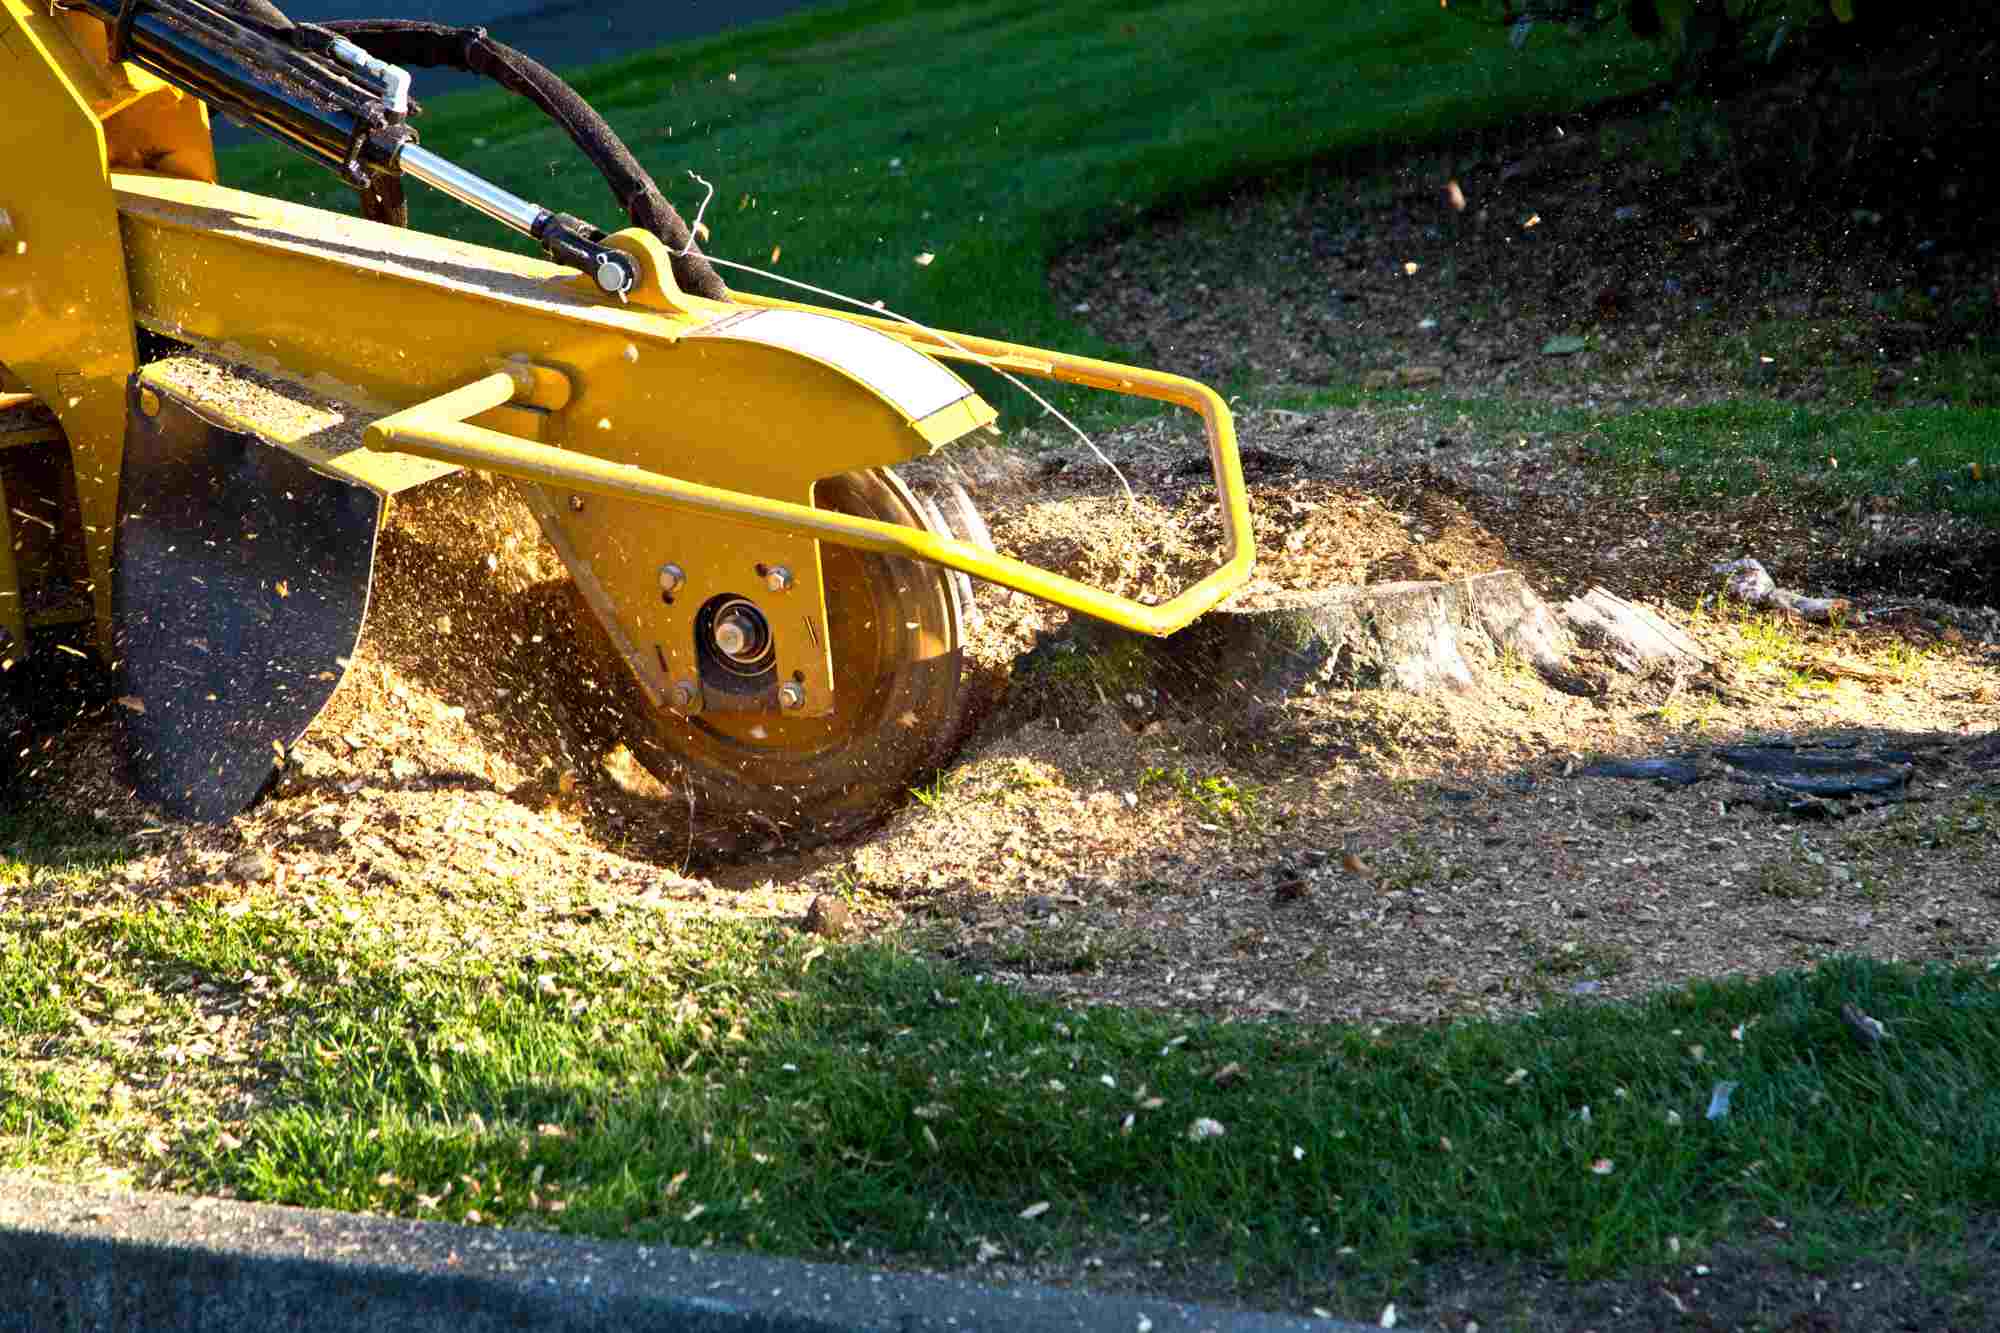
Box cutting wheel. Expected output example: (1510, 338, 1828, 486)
(636, 467, 972, 839)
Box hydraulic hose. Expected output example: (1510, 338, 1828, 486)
(324, 20, 727, 300)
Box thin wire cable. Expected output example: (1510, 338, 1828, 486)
(669, 173, 1136, 506)
(665, 169, 716, 258)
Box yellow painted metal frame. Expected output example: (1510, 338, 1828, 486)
(0, 0, 215, 653)
(366, 343, 1252, 640)
(4, 0, 1251, 737)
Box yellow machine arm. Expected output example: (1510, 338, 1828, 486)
(0, 0, 1252, 832)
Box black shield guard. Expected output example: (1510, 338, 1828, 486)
(114, 380, 381, 820)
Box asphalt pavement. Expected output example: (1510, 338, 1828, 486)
(0, 1172, 1392, 1332)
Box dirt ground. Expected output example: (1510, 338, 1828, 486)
(12, 26, 2000, 1331)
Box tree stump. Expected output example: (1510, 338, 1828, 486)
(1012, 570, 1706, 723)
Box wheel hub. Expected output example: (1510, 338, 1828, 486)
(707, 598, 771, 670)
(616, 467, 975, 841)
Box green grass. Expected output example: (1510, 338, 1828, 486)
(1138, 764, 1261, 825)
(1583, 400, 2000, 521)
(7, 804, 2000, 1315)
(216, 0, 1663, 421)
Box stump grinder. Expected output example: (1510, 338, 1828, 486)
(0, 0, 1251, 835)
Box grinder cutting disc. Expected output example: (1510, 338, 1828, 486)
(610, 467, 973, 843)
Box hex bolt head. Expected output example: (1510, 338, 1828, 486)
(712, 617, 751, 659)
(778, 681, 806, 710)
(763, 564, 795, 593)
(568, 494, 586, 513)
(658, 563, 686, 595)
(672, 680, 701, 711)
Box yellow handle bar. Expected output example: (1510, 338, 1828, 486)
(364, 334, 1251, 639)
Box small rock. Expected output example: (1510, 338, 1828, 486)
(802, 894, 854, 939)
(1271, 875, 1311, 904)
(225, 849, 276, 884)
(1395, 364, 1443, 387)
(1839, 1002, 1888, 1047)
(1022, 894, 1057, 919)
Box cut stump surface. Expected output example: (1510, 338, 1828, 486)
(1019, 569, 1701, 722)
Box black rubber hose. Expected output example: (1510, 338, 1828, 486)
(323, 19, 727, 300)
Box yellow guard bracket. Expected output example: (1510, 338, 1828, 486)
(365, 336, 1254, 638)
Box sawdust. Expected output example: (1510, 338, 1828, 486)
(142, 354, 361, 448)
(10, 363, 1999, 1035)
(824, 408, 2000, 1028)
(8, 194, 2000, 1048)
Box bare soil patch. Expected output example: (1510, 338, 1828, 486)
(19, 399, 1996, 1033)
(1051, 21, 2000, 417)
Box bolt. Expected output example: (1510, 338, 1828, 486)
(595, 256, 631, 295)
(763, 564, 794, 593)
(503, 361, 538, 397)
(138, 387, 161, 418)
(672, 680, 701, 711)
(779, 681, 806, 710)
(707, 600, 770, 665)
(712, 616, 751, 659)
(0, 207, 14, 246)
(568, 494, 585, 513)
(658, 563, 686, 595)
